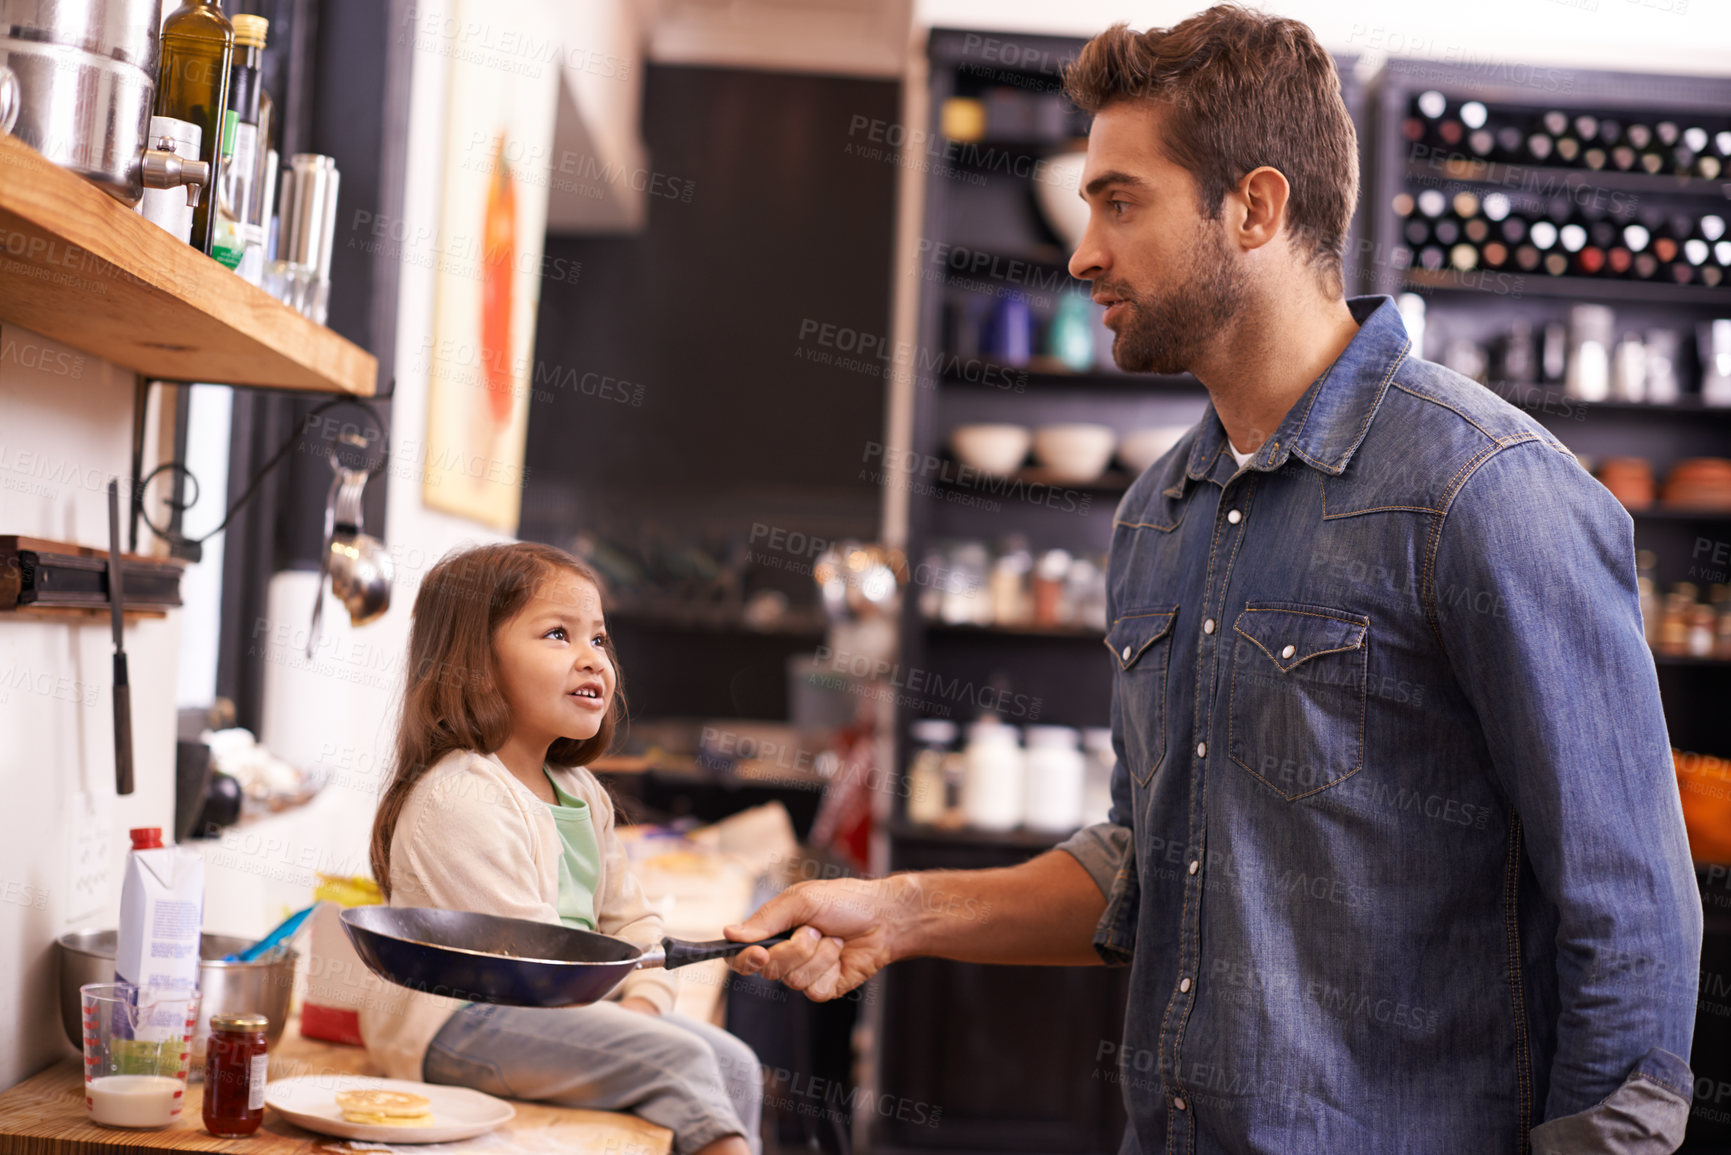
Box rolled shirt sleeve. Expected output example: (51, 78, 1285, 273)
(1433, 439, 1701, 1149)
(1054, 672, 1141, 966)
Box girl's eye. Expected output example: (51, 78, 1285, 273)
(545, 626, 567, 641)
(592, 633, 608, 649)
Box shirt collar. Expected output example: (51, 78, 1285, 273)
(1182, 295, 1410, 485)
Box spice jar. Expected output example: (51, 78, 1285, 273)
(203, 1012, 269, 1137)
(906, 718, 957, 826)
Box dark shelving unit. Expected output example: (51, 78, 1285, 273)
(1371, 58, 1731, 1150)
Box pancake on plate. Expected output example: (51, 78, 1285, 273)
(335, 1088, 435, 1127)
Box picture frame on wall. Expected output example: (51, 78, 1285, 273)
(419, 0, 561, 532)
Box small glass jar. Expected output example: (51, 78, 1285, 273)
(906, 718, 958, 826)
(203, 1012, 269, 1138)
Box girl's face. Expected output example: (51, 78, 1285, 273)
(493, 570, 616, 748)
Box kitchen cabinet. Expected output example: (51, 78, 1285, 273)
(1364, 63, 1731, 1147)
(875, 827, 1129, 1155)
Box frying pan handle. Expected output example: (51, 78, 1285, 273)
(657, 933, 795, 970)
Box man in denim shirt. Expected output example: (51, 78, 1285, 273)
(727, 7, 1701, 1152)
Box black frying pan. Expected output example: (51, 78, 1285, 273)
(341, 906, 791, 1008)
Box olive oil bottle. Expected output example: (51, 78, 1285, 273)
(155, 0, 234, 254)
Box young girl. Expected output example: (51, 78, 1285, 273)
(358, 542, 762, 1155)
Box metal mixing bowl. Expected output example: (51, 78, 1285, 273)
(57, 929, 297, 1069)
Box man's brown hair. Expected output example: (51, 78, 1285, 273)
(1063, 4, 1357, 293)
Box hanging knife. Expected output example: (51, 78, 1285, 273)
(108, 479, 134, 796)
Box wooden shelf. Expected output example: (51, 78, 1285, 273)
(933, 462, 1136, 495)
(1654, 653, 1731, 668)
(1489, 381, 1731, 417)
(1404, 267, 1728, 306)
(1629, 507, 1731, 522)
(885, 816, 1077, 849)
(608, 603, 830, 638)
(925, 619, 1101, 639)
(1404, 156, 1731, 199)
(0, 135, 375, 395)
(941, 362, 1205, 393)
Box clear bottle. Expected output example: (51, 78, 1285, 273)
(1636, 550, 1660, 647)
(943, 541, 990, 625)
(989, 548, 1030, 626)
(906, 719, 957, 826)
(155, 0, 235, 254)
(212, 14, 266, 271)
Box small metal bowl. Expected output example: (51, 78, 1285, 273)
(56, 929, 297, 1070)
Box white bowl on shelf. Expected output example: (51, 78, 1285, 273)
(1117, 425, 1192, 475)
(1033, 423, 1116, 483)
(1033, 151, 1089, 250)
(949, 424, 1032, 476)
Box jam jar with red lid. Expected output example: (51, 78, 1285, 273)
(203, 1012, 269, 1137)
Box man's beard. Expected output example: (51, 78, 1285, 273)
(1105, 222, 1243, 375)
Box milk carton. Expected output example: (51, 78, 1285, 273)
(115, 827, 205, 999)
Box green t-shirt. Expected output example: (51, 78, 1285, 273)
(541, 766, 601, 932)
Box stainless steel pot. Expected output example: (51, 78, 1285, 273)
(0, 0, 163, 201)
(1, 0, 207, 208)
(56, 928, 297, 1072)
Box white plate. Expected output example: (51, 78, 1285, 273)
(265, 1074, 516, 1144)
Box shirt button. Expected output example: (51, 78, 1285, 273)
(1121, 644, 1132, 661)
(1202, 618, 1215, 635)
(1280, 644, 1296, 660)
(1226, 509, 1242, 525)
(1174, 1096, 1187, 1112)
(1196, 742, 1207, 758)
(1179, 977, 1192, 993)
(1188, 860, 1200, 875)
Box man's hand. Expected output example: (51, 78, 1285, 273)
(724, 875, 910, 1001)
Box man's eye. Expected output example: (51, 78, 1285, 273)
(1110, 199, 1130, 215)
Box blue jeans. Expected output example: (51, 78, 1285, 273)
(424, 1002, 763, 1155)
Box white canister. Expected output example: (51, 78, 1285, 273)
(1022, 725, 1084, 833)
(962, 720, 1023, 831)
(1080, 727, 1115, 826)
(134, 115, 203, 244)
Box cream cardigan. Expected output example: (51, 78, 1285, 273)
(357, 749, 678, 1081)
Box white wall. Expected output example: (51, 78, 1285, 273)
(194, 0, 531, 942)
(0, 334, 184, 1087)
(916, 0, 1731, 77)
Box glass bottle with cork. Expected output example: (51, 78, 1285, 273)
(155, 0, 234, 254)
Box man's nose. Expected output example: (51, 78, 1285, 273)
(1069, 225, 1105, 282)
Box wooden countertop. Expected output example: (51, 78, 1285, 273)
(0, 1014, 672, 1154)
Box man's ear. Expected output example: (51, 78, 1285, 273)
(1232, 165, 1290, 254)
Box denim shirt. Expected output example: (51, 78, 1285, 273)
(1056, 295, 1701, 1155)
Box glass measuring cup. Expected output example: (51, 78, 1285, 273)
(80, 983, 200, 1128)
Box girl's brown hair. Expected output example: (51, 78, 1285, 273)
(369, 542, 625, 898)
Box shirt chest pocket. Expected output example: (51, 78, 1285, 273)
(1103, 607, 1177, 787)
(1227, 603, 1369, 801)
